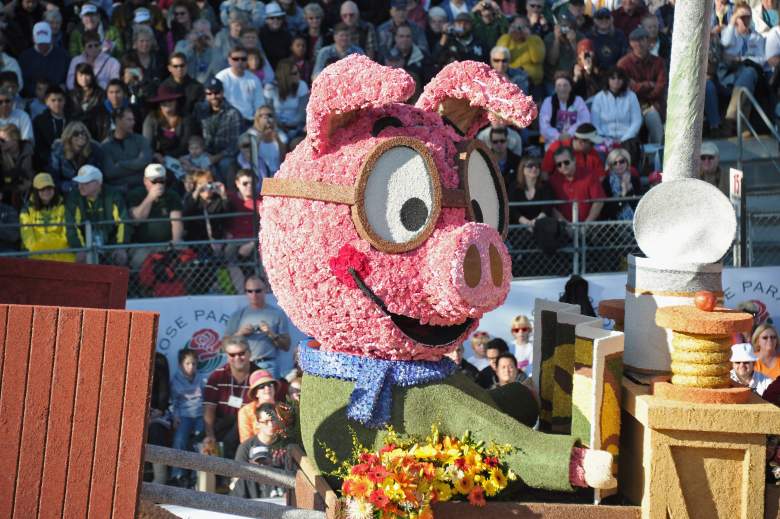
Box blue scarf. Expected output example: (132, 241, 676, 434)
(298, 340, 456, 429)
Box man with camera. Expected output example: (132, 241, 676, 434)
(434, 11, 489, 65)
(127, 163, 184, 269)
(225, 275, 291, 377)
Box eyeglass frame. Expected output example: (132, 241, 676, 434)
(260, 135, 508, 254)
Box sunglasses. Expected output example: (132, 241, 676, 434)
(512, 326, 530, 333)
(150, 178, 165, 185)
(491, 139, 506, 144)
(256, 382, 275, 389)
(227, 351, 248, 358)
(700, 155, 715, 160)
(0, 99, 11, 105)
(492, 58, 507, 63)
(72, 130, 87, 137)
(246, 288, 265, 293)
(524, 163, 540, 169)
(612, 158, 627, 166)
(555, 159, 571, 168)
(230, 55, 248, 61)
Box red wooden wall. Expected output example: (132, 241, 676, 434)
(0, 304, 158, 519)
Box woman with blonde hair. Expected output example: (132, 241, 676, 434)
(511, 314, 533, 377)
(48, 122, 105, 191)
(753, 323, 780, 379)
(600, 147, 640, 221)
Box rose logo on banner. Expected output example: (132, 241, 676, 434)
(187, 328, 225, 374)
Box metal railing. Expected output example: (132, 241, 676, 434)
(734, 86, 780, 172)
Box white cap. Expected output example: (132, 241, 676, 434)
(80, 3, 98, 16)
(134, 7, 151, 23)
(33, 22, 52, 45)
(265, 2, 284, 17)
(74, 165, 103, 184)
(144, 163, 166, 180)
(730, 343, 757, 363)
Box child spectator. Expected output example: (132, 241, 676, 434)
(19, 173, 74, 262)
(181, 135, 213, 174)
(169, 348, 206, 487)
(237, 369, 280, 443)
(510, 315, 534, 378)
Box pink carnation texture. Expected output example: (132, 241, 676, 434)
(416, 60, 538, 137)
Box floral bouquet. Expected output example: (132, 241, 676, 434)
(323, 425, 516, 519)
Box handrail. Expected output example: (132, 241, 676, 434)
(734, 86, 780, 172)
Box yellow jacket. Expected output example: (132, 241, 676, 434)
(19, 202, 76, 262)
(496, 34, 546, 85)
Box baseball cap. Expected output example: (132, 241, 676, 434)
(33, 22, 52, 45)
(74, 165, 103, 184)
(32, 173, 55, 190)
(264, 2, 284, 18)
(629, 26, 649, 40)
(205, 76, 223, 92)
(144, 163, 166, 180)
(455, 12, 473, 22)
(700, 141, 720, 157)
(573, 122, 603, 144)
(577, 38, 595, 54)
(134, 7, 151, 24)
(594, 7, 612, 18)
(730, 343, 757, 363)
(80, 3, 98, 17)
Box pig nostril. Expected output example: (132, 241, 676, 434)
(463, 245, 482, 288)
(489, 244, 503, 287)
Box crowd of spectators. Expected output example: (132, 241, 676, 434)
(0, 0, 762, 278)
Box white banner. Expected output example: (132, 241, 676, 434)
(128, 266, 780, 376)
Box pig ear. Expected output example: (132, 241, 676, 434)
(415, 61, 537, 138)
(306, 55, 417, 154)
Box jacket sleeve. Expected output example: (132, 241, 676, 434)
(590, 92, 604, 134)
(621, 92, 643, 141)
(64, 195, 83, 248)
(112, 192, 129, 244)
(539, 97, 559, 143)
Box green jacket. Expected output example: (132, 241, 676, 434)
(65, 186, 128, 248)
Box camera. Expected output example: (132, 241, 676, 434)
(205, 182, 215, 190)
(560, 26, 571, 34)
(446, 25, 465, 36)
(249, 445, 271, 463)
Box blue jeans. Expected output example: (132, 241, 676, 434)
(704, 79, 721, 129)
(170, 416, 204, 479)
(726, 65, 759, 120)
(254, 358, 278, 378)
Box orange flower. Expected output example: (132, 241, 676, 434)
(343, 477, 371, 499)
(468, 486, 486, 507)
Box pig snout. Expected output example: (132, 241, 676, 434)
(427, 222, 511, 318)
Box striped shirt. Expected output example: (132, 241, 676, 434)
(204, 363, 258, 418)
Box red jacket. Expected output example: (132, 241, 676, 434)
(548, 168, 606, 222)
(617, 52, 668, 113)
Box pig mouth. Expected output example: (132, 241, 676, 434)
(349, 268, 473, 347)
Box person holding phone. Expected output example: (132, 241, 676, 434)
(572, 38, 600, 100)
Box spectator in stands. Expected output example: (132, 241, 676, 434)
(590, 67, 643, 164)
(245, 45, 276, 87)
(6, 0, 46, 57)
(471, 0, 508, 50)
(69, 63, 107, 142)
(494, 352, 524, 387)
(434, 12, 489, 65)
(235, 133, 273, 188)
(445, 342, 480, 381)
(302, 3, 326, 64)
(225, 275, 291, 375)
(19, 172, 74, 262)
(143, 85, 198, 161)
(237, 369, 280, 443)
(600, 148, 640, 221)
(720, 3, 766, 136)
(466, 330, 491, 370)
(32, 86, 68, 170)
(511, 315, 533, 378)
(160, 52, 206, 114)
(128, 163, 184, 268)
(378, 0, 429, 58)
(753, 323, 780, 379)
(588, 8, 628, 72)
(549, 146, 605, 222)
(313, 23, 365, 79)
(539, 73, 590, 146)
(0, 123, 33, 207)
(203, 335, 259, 460)
(232, 402, 290, 499)
(753, 0, 778, 35)
(49, 122, 106, 191)
(543, 12, 584, 88)
(698, 141, 728, 195)
(0, 191, 19, 252)
(476, 338, 509, 388)
(196, 77, 244, 181)
(42, 8, 65, 52)
(730, 343, 773, 395)
(148, 351, 172, 484)
(440, 0, 477, 22)
(66, 31, 121, 91)
(19, 22, 70, 99)
(489, 126, 521, 181)
(386, 24, 431, 92)
(176, 20, 223, 84)
(508, 156, 554, 225)
(241, 106, 288, 174)
(260, 3, 294, 70)
(69, 3, 123, 57)
(617, 26, 667, 146)
(168, 348, 206, 487)
(183, 169, 231, 249)
(22, 76, 46, 120)
(495, 17, 545, 93)
(219, 0, 265, 28)
(64, 165, 128, 264)
(217, 45, 267, 124)
(0, 87, 32, 154)
(425, 6, 449, 57)
(641, 13, 670, 63)
(340, 1, 378, 60)
(225, 169, 260, 288)
(101, 106, 153, 191)
(487, 46, 527, 94)
(127, 25, 165, 89)
(265, 60, 309, 141)
(611, 0, 648, 37)
(526, 0, 552, 38)
(713, 0, 735, 33)
(657, 0, 675, 33)
(543, 123, 605, 176)
(572, 39, 601, 100)
(167, 0, 198, 54)
(181, 135, 213, 174)
(0, 34, 23, 92)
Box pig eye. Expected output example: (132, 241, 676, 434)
(459, 141, 508, 238)
(355, 137, 442, 253)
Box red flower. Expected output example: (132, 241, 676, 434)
(359, 452, 379, 465)
(467, 486, 486, 507)
(369, 489, 390, 509)
(485, 456, 499, 468)
(380, 443, 396, 454)
(351, 463, 370, 476)
(367, 466, 389, 483)
(328, 243, 371, 288)
(455, 458, 467, 470)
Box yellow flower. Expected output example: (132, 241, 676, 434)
(454, 474, 475, 495)
(491, 468, 508, 488)
(433, 481, 453, 502)
(414, 444, 438, 459)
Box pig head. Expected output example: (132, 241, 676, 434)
(260, 55, 537, 362)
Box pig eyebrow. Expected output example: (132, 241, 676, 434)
(262, 177, 468, 208)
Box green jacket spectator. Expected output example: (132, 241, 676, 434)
(65, 166, 128, 248)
